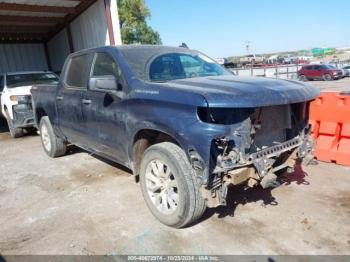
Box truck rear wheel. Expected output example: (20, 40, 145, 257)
(299, 75, 307, 81)
(5, 109, 24, 138)
(139, 142, 206, 228)
(323, 74, 332, 81)
(39, 116, 67, 158)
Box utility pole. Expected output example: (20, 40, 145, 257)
(245, 41, 251, 55)
(246, 41, 253, 75)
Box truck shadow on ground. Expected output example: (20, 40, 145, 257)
(193, 164, 309, 225)
(65, 145, 133, 175)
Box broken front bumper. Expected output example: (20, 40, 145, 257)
(216, 134, 314, 188)
(202, 135, 314, 208)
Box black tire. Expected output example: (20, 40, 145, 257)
(323, 74, 332, 81)
(5, 109, 23, 138)
(24, 127, 38, 135)
(140, 142, 206, 228)
(39, 116, 67, 158)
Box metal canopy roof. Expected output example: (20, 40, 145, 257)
(0, 0, 97, 43)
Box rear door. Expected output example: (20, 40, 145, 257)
(81, 51, 128, 163)
(304, 65, 313, 78)
(56, 53, 91, 145)
(312, 65, 322, 79)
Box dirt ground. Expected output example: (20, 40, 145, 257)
(0, 78, 350, 255)
(308, 76, 350, 91)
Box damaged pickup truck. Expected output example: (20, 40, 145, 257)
(31, 45, 319, 228)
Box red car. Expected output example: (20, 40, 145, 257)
(298, 64, 343, 81)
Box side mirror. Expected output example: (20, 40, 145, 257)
(89, 75, 117, 91)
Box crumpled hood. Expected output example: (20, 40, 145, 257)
(6, 85, 32, 96)
(169, 75, 320, 107)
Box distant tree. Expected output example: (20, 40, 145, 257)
(117, 0, 162, 45)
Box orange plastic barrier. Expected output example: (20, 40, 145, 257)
(309, 91, 350, 166)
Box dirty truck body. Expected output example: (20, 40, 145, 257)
(31, 45, 319, 227)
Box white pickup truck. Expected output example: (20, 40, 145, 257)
(0, 71, 59, 138)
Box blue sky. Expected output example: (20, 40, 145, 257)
(145, 0, 350, 58)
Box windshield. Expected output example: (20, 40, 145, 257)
(322, 65, 336, 70)
(149, 52, 230, 82)
(6, 73, 59, 88)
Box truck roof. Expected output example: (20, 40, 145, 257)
(70, 44, 194, 57)
(116, 44, 189, 52)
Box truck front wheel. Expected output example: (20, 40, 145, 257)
(39, 116, 67, 158)
(139, 142, 206, 228)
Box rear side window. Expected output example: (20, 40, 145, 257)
(65, 54, 89, 88)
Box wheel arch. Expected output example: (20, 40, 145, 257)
(34, 107, 48, 127)
(131, 128, 183, 176)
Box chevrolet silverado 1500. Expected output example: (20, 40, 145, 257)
(31, 45, 319, 227)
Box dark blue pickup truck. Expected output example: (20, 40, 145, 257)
(31, 45, 319, 227)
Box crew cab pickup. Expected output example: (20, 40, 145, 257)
(31, 45, 319, 228)
(0, 71, 59, 137)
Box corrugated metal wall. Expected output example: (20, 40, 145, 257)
(47, 29, 70, 73)
(70, 0, 110, 51)
(46, 0, 112, 73)
(0, 44, 48, 74)
(0, 0, 121, 74)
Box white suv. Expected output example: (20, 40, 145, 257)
(0, 71, 59, 138)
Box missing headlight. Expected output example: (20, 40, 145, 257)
(197, 107, 254, 125)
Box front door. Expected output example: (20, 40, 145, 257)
(81, 52, 128, 164)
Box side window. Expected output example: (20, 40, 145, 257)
(0, 75, 4, 92)
(91, 52, 121, 79)
(65, 54, 89, 88)
(313, 65, 321, 70)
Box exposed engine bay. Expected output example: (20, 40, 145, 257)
(198, 102, 314, 207)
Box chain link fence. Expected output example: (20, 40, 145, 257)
(229, 59, 350, 80)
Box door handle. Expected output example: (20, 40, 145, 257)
(56, 96, 63, 101)
(82, 99, 91, 105)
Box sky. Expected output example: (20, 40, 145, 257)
(145, 0, 350, 58)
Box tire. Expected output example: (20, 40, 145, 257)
(140, 142, 206, 228)
(323, 74, 332, 81)
(39, 116, 67, 158)
(24, 127, 38, 135)
(299, 75, 307, 81)
(5, 109, 24, 138)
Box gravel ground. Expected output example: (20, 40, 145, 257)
(0, 118, 350, 255)
(308, 76, 350, 91)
